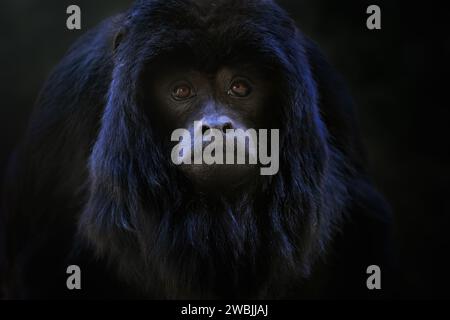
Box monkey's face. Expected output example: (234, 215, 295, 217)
(146, 62, 276, 190)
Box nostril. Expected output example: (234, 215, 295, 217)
(222, 123, 233, 132)
(202, 125, 210, 135)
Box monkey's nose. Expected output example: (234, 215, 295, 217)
(201, 117, 235, 135)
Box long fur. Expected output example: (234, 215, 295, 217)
(1, 0, 392, 299)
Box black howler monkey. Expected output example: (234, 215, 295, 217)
(0, 0, 394, 299)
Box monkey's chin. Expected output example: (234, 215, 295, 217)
(180, 163, 259, 192)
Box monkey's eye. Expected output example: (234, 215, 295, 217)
(228, 79, 252, 98)
(172, 83, 194, 101)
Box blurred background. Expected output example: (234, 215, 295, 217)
(0, 0, 448, 298)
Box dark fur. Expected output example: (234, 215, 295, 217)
(0, 0, 394, 299)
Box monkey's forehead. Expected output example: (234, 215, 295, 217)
(130, 0, 291, 29)
(123, 0, 299, 70)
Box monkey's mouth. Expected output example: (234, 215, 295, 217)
(170, 125, 280, 179)
(180, 161, 259, 191)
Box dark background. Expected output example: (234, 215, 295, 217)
(0, 0, 448, 298)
